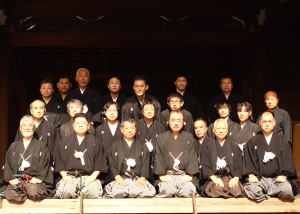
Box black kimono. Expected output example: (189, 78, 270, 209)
(242, 133, 298, 195)
(0, 138, 54, 199)
(162, 91, 205, 121)
(15, 119, 56, 159)
(160, 109, 194, 134)
(207, 93, 245, 124)
(27, 98, 62, 127)
(52, 92, 71, 125)
(195, 136, 213, 181)
(105, 138, 151, 184)
(55, 133, 107, 176)
(256, 106, 293, 145)
(67, 86, 102, 123)
(231, 120, 261, 151)
(95, 121, 123, 155)
(154, 131, 199, 189)
(121, 94, 161, 122)
(201, 139, 243, 197)
(207, 118, 237, 140)
(58, 118, 95, 140)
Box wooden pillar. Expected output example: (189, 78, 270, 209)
(0, 34, 10, 168)
(251, 43, 269, 120)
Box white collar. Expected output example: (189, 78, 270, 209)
(264, 133, 273, 145)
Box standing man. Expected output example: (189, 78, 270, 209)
(17, 100, 56, 159)
(207, 77, 245, 124)
(0, 115, 54, 201)
(243, 111, 297, 202)
(54, 113, 107, 199)
(121, 75, 161, 122)
(27, 79, 61, 127)
(154, 110, 199, 198)
(53, 76, 73, 124)
(256, 91, 292, 145)
(105, 119, 156, 198)
(164, 75, 205, 121)
(161, 92, 194, 133)
(102, 76, 127, 121)
(207, 101, 237, 139)
(68, 68, 102, 124)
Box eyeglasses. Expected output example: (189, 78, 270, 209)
(169, 100, 181, 104)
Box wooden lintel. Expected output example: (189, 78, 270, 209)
(10, 33, 253, 47)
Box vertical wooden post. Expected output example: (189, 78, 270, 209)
(0, 34, 9, 168)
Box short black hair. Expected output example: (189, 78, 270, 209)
(58, 76, 71, 83)
(141, 99, 156, 110)
(40, 79, 54, 88)
(169, 110, 185, 121)
(174, 74, 188, 82)
(194, 118, 207, 127)
(167, 92, 184, 103)
(103, 101, 120, 112)
(133, 75, 147, 85)
(121, 118, 136, 128)
(219, 76, 233, 84)
(106, 75, 121, 85)
(73, 113, 88, 123)
(215, 100, 231, 112)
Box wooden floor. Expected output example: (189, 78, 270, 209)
(0, 198, 299, 214)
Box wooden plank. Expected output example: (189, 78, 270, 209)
(0, 198, 300, 214)
(10, 33, 253, 47)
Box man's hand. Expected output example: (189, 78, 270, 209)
(30, 177, 42, 184)
(249, 174, 258, 183)
(84, 175, 96, 186)
(136, 177, 147, 187)
(229, 177, 239, 188)
(276, 175, 287, 183)
(8, 178, 20, 185)
(60, 172, 73, 183)
(114, 175, 126, 188)
(159, 175, 173, 182)
(210, 175, 224, 187)
(180, 175, 193, 183)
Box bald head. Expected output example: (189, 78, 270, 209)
(30, 99, 46, 120)
(259, 111, 276, 136)
(213, 119, 228, 142)
(264, 91, 279, 111)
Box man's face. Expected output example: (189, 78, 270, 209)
(75, 69, 90, 88)
(168, 97, 183, 111)
(237, 106, 251, 123)
(169, 112, 184, 133)
(68, 103, 82, 118)
(107, 77, 121, 93)
(174, 77, 187, 91)
(133, 80, 148, 97)
(121, 121, 136, 140)
(218, 104, 230, 119)
(57, 78, 72, 94)
(220, 78, 233, 93)
(73, 117, 89, 135)
(20, 120, 35, 138)
(142, 104, 155, 120)
(40, 83, 54, 99)
(194, 120, 208, 139)
(265, 95, 279, 109)
(30, 101, 46, 119)
(104, 104, 118, 121)
(213, 120, 228, 140)
(259, 113, 276, 135)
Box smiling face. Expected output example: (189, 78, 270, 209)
(104, 104, 118, 121)
(121, 121, 136, 141)
(75, 69, 90, 88)
(218, 104, 230, 119)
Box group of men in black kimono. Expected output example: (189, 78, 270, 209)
(0, 68, 298, 202)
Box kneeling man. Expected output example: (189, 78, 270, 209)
(201, 119, 244, 198)
(54, 113, 107, 199)
(243, 111, 297, 202)
(1, 115, 53, 201)
(105, 118, 155, 198)
(154, 110, 199, 198)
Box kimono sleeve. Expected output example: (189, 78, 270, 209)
(36, 144, 54, 185)
(242, 138, 259, 177)
(200, 142, 214, 177)
(153, 134, 167, 175)
(107, 144, 121, 178)
(93, 138, 108, 172)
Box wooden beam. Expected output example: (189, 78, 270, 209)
(8, 0, 251, 16)
(0, 198, 299, 214)
(10, 33, 253, 47)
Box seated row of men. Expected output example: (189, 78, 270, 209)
(0, 97, 297, 202)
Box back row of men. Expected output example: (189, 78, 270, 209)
(27, 68, 293, 145)
(0, 92, 297, 201)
